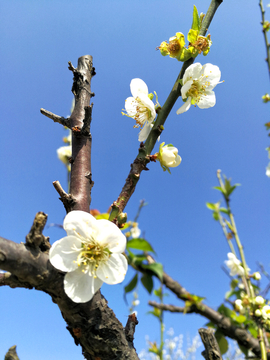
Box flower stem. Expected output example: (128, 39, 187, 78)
(258, 326, 267, 360)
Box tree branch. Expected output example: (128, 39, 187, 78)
(5, 345, 20, 360)
(199, 328, 223, 360)
(133, 256, 267, 359)
(109, 0, 223, 223)
(40, 108, 71, 128)
(0, 232, 140, 360)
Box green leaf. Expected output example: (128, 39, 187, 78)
(238, 343, 249, 357)
(213, 186, 223, 193)
(231, 312, 246, 323)
(141, 274, 154, 294)
(212, 211, 219, 221)
(127, 238, 155, 253)
(205, 321, 216, 328)
(141, 263, 163, 280)
(95, 213, 110, 220)
(124, 273, 138, 294)
(191, 5, 200, 31)
(220, 208, 230, 215)
(215, 329, 229, 355)
(206, 202, 217, 210)
(217, 304, 233, 318)
(248, 326, 258, 338)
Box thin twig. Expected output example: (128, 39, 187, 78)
(40, 108, 71, 128)
(259, 0, 270, 80)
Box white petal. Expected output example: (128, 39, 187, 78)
(130, 78, 148, 98)
(49, 236, 81, 272)
(64, 267, 103, 303)
(94, 219, 127, 253)
(63, 210, 97, 239)
(176, 97, 192, 115)
(183, 63, 202, 84)
(138, 94, 156, 122)
(139, 123, 152, 141)
(96, 254, 128, 284)
(197, 91, 216, 109)
(201, 64, 221, 88)
(181, 80, 193, 99)
(125, 97, 138, 116)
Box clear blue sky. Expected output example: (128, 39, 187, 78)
(1, 1, 269, 359)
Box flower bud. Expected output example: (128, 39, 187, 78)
(157, 142, 182, 173)
(253, 272, 261, 280)
(255, 309, 262, 317)
(255, 296, 265, 305)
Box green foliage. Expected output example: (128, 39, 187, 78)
(141, 274, 154, 294)
(124, 273, 138, 294)
(215, 329, 229, 355)
(127, 238, 155, 253)
(141, 263, 163, 281)
(191, 5, 200, 31)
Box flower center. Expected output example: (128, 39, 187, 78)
(133, 97, 152, 128)
(186, 78, 210, 103)
(75, 237, 111, 277)
(168, 40, 180, 55)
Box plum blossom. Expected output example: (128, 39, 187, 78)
(130, 222, 141, 238)
(156, 142, 182, 173)
(49, 211, 128, 303)
(177, 62, 221, 115)
(262, 305, 270, 320)
(57, 145, 72, 165)
(224, 253, 245, 276)
(123, 78, 157, 141)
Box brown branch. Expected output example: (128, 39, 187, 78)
(53, 180, 75, 213)
(0, 232, 140, 360)
(40, 108, 71, 128)
(5, 345, 20, 360)
(199, 328, 223, 360)
(133, 257, 267, 359)
(25, 212, 50, 252)
(125, 313, 139, 347)
(148, 301, 188, 313)
(68, 55, 95, 213)
(109, 0, 223, 223)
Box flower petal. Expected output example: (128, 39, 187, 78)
(49, 236, 81, 272)
(183, 63, 202, 84)
(94, 219, 127, 253)
(181, 80, 193, 99)
(64, 267, 103, 303)
(130, 78, 149, 98)
(63, 210, 97, 239)
(138, 94, 156, 122)
(96, 254, 128, 284)
(176, 97, 192, 115)
(139, 123, 153, 142)
(197, 91, 216, 109)
(125, 97, 138, 116)
(200, 63, 221, 88)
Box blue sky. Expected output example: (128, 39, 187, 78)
(1, 1, 270, 359)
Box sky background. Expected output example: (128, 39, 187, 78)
(1, 1, 270, 359)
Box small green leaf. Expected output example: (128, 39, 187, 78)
(141, 263, 163, 280)
(217, 304, 233, 318)
(95, 213, 110, 220)
(248, 326, 258, 338)
(206, 202, 217, 210)
(213, 186, 223, 193)
(213, 211, 219, 221)
(154, 287, 162, 299)
(127, 238, 155, 253)
(220, 208, 230, 215)
(191, 5, 200, 31)
(141, 274, 154, 294)
(205, 321, 216, 328)
(231, 312, 246, 323)
(124, 273, 138, 294)
(238, 343, 249, 357)
(215, 329, 229, 355)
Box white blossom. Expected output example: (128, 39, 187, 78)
(255, 296, 264, 305)
(157, 142, 182, 173)
(262, 305, 270, 320)
(123, 78, 156, 141)
(177, 63, 221, 115)
(130, 222, 141, 238)
(57, 145, 72, 165)
(49, 210, 128, 303)
(224, 253, 245, 276)
(266, 163, 270, 177)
